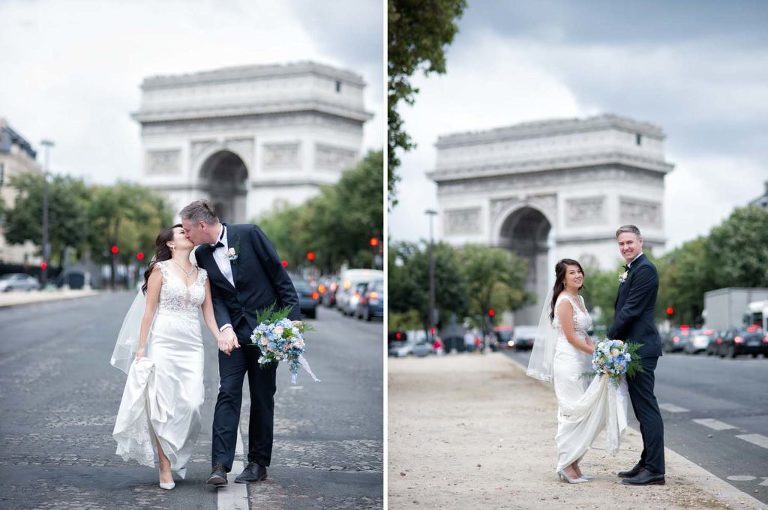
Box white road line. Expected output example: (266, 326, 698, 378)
(760, 477, 768, 487)
(726, 475, 756, 481)
(692, 418, 737, 431)
(218, 426, 248, 510)
(659, 403, 689, 413)
(736, 433, 768, 450)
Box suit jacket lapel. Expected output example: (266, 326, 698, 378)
(202, 244, 236, 292)
(225, 224, 239, 287)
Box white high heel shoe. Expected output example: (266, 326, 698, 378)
(159, 468, 175, 490)
(557, 469, 588, 484)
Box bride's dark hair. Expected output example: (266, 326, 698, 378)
(141, 223, 182, 295)
(550, 258, 585, 320)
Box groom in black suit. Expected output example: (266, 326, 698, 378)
(180, 200, 300, 486)
(608, 224, 665, 486)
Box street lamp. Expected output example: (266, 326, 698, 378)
(425, 209, 438, 337)
(40, 139, 54, 289)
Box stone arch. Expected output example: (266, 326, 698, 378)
(198, 150, 249, 223)
(497, 205, 553, 325)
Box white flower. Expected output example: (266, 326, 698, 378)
(228, 248, 236, 256)
(619, 271, 628, 283)
(274, 326, 284, 337)
(261, 337, 268, 346)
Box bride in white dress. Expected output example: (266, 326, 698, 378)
(527, 258, 628, 484)
(111, 224, 224, 489)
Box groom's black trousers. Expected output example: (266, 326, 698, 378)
(212, 319, 277, 470)
(627, 356, 665, 474)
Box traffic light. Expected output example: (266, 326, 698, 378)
(281, 259, 289, 268)
(369, 237, 379, 248)
(306, 251, 316, 262)
(136, 252, 145, 261)
(40, 261, 48, 271)
(487, 308, 496, 318)
(666, 306, 674, 318)
(111, 245, 119, 255)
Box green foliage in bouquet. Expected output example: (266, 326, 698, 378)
(625, 341, 644, 378)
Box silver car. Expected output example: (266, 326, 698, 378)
(0, 273, 41, 292)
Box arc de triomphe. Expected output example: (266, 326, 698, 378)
(428, 114, 674, 324)
(133, 62, 372, 223)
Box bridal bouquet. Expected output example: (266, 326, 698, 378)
(249, 304, 320, 384)
(588, 339, 643, 385)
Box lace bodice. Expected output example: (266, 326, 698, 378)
(157, 261, 207, 315)
(552, 293, 593, 338)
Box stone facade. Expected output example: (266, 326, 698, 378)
(0, 119, 42, 264)
(133, 62, 372, 222)
(429, 114, 674, 324)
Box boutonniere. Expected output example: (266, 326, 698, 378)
(618, 270, 629, 284)
(228, 237, 240, 263)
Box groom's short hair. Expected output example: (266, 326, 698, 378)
(180, 200, 219, 224)
(616, 224, 642, 239)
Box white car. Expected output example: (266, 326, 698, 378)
(0, 273, 41, 292)
(336, 269, 383, 316)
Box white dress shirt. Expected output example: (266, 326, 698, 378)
(211, 225, 235, 287)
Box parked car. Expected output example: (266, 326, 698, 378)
(491, 325, 514, 350)
(0, 273, 41, 292)
(336, 269, 383, 316)
(706, 330, 727, 356)
(292, 278, 319, 319)
(685, 329, 717, 354)
(511, 325, 538, 351)
(319, 276, 340, 308)
(717, 326, 768, 358)
(389, 330, 420, 357)
(411, 339, 434, 357)
(356, 278, 384, 321)
(663, 327, 693, 353)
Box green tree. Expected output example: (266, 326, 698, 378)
(456, 245, 529, 330)
(4, 173, 91, 264)
(579, 262, 624, 328)
(708, 206, 768, 288)
(388, 0, 466, 206)
(388, 240, 468, 329)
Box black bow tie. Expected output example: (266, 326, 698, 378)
(623, 264, 630, 271)
(212, 241, 224, 249)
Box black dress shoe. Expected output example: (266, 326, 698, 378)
(206, 464, 228, 486)
(618, 462, 644, 478)
(621, 468, 665, 486)
(235, 462, 268, 483)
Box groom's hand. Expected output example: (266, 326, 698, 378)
(221, 328, 240, 351)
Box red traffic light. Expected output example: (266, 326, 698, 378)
(281, 259, 288, 268)
(110, 245, 119, 255)
(395, 331, 402, 340)
(40, 261, 48, 270)
(369, 237, 379, 247)
(306, 251, 316, 262)
(487, 309, 496, 317)
(136, 252, 145, 261)
(666, 306, 674, 316)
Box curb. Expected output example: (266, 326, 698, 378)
(0, 290, 101, 309)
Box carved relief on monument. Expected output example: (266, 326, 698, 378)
(620, 197, 662, 227)
(566, 196, 606, 226)
(146, 149, 181, 174)
(490, 194, 556, 224)
(190, 140, 217, 162)
(444, 207, 481, 235)
(315, 144, 357, 171)
(263, 142, 301, 170)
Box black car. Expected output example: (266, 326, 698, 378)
(717, 327, 768, 358)
(292, 278, 319, 319)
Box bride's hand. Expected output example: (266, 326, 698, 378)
(135, 346, 145, 360)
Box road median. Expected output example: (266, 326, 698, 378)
(389, 352, 765, 509)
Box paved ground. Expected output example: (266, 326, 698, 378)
(389, 353, 766, 510)
(505, 348, 768, 505)
(0, 293, 382, 509)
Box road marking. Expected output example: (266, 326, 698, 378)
(659, 403, 689, 413)
(736, 433, 768, 449)
(761, 477, 768, 487)
(727, 475, 756, 481)
(693, 418, 737, 431)
(218, 426, 248, 510)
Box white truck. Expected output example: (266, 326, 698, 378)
(703, 287, 768, 331)
(747, 300, 768, 330)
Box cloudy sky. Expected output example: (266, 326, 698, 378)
(390, 0, 768, 250)
(0, 0, 383, 184)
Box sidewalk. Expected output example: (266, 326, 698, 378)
(0, 289, 100, 308)
(388, 353, 765, 510)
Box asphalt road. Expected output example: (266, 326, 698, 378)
(0, 292, 383, 509)
(504, 348, 768, 504)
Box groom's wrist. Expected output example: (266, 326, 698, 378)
(219, 324, 233, 332)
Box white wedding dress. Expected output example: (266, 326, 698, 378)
(552, 293, 629, 472)
(112, 261, 208, 478)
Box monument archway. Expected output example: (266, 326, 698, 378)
(498, 206, 552, 325)
(199, 150, 248, 224)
